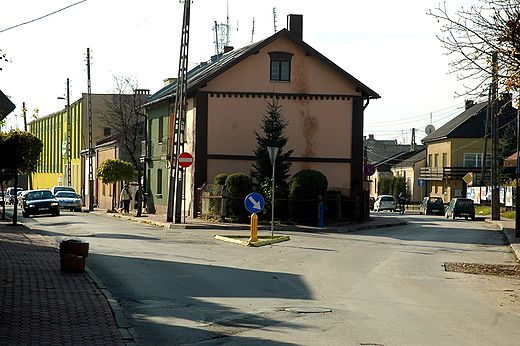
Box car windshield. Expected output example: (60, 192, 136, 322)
(26, 191, 54, 200)
(429, 198, 443, 205)
(381, 197, 394, 202)
(456, 199, 473, 207)
(56, 192, 78, 198)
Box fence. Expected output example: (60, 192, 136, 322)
(198, 184, 362, 224)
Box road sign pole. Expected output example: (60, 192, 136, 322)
(267, 147, 279, 238)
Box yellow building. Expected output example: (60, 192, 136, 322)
(29, 94, 119, 204)
(420, 97, 517, 202)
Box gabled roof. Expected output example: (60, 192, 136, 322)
(145, 29, 380, 106)
(375, 149, 424, 169)
(390, 149, 426, 169)
(421, 102, 488, 143)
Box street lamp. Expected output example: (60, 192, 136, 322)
(57, 78, 71, 187)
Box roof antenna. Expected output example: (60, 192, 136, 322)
(273, 7, 278, 33)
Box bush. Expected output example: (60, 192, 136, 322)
(225, 173, 253, 218)
(289, 169, 328, 221)
(214, 174, 228, 186)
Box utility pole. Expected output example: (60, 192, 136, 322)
(516, 104, 520, 237)
(87, 48, 94, 211)
(66, 78, 71, 187)
(491, 52, 500, 220)
(167, 0, 191, 223)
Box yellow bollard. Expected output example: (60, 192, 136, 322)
(249, 213, 258, 242)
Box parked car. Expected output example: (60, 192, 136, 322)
(369, 197, 375, 211)
(21, 189, 60, 218)
(419, 196, 445, 215)
(445, 198, 475, 220)
(6, 187, 24, 205)
(55, 191, 82, 212)
(50, 186, 76, 195)
(374, 195, 397, 212)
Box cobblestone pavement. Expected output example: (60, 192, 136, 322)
(0, 218, 127, 346)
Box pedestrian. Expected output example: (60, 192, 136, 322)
(398, 192, 406, 214)
(120, 184, 132, 214)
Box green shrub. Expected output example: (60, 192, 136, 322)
(214, 174, 228, 186)
(225, 173, 253, 218)
(289, 169, 328, 221)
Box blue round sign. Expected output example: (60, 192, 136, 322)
(244, 193, 265, 214)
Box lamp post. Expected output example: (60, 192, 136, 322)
(57, 78, 71, 187)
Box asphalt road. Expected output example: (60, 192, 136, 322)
(15, 208, 520, 346)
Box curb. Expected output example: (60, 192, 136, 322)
(487, 219, 520, 261)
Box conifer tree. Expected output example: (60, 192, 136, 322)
(250, 99, 293, 216)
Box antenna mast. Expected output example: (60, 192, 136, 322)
(273, 7, 278, 33)
(251, 17, 255, 43)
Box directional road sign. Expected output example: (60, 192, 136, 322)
(178, 152, 193, 168)
(244, 193, 265, 214)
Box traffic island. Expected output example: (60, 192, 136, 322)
(214, 235, 290, 247)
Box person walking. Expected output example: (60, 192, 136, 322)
(398, 192, 406, 214)
(120, 184, 132, 214)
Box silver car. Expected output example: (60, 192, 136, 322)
(54, 191, 82, 212)
(374, 195, 397, 212)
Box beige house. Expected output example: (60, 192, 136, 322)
(420, 97, 517, 202)
(390, 150, 426, 204)
(144, 15, 380, 220)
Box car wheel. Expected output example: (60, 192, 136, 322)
(445, 212, 449, 219)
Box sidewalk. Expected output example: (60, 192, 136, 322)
(0, 217, 130, 346)
(487, 217, 520, 261)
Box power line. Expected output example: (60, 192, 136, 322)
(0, 0, 87, 33)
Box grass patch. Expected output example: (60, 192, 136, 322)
(502, 211, 516, 219)
(214, 235, 290, 247)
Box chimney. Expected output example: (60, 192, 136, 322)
(465, 100, 474, 110)
(163, 78, 176, 86)
(287, 14, 303, 40)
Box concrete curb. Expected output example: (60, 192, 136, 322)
(487, 219, 520, 262)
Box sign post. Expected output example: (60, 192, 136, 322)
(267, 147, 279, 238)
(178, 152, 193, 223)
(245, 193, 265, 242)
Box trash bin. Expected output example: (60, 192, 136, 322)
(59, 238, 89, 272)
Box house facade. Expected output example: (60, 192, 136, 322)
(144, 15, 380, 220)
(390, 149, 426, 204)
(420, 96, 517, 202)
(30, 93, 120, 206)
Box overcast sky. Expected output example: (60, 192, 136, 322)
(1, 0, 478, 143)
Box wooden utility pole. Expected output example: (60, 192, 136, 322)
(491, 52, 500, 220)
(167, 0, 191, 223)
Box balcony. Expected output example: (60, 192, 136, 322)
(420, 166, 491, 183)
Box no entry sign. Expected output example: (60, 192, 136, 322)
(178, 152, 193, 168)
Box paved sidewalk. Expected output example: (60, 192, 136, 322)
(0, 218, 128, 346)
(487, 217, 520, 261)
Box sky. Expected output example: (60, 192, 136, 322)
(1, 0, 479, 144)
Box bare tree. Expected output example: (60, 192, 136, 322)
(429, 0, 520, 97)
(100, 76, 148, 216)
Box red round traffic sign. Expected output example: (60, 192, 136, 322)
(364, 164, 376, 176)
(178, 152, 193, 168)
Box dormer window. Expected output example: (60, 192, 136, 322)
(269, 51, 293, 82)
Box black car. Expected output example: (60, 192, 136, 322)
(419, 196, 445, 215)
(22, 189, 60, 218)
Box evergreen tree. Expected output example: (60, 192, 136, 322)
(250, 99, 293, 217)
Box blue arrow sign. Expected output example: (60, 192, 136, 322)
(244, 193, 265, 214)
